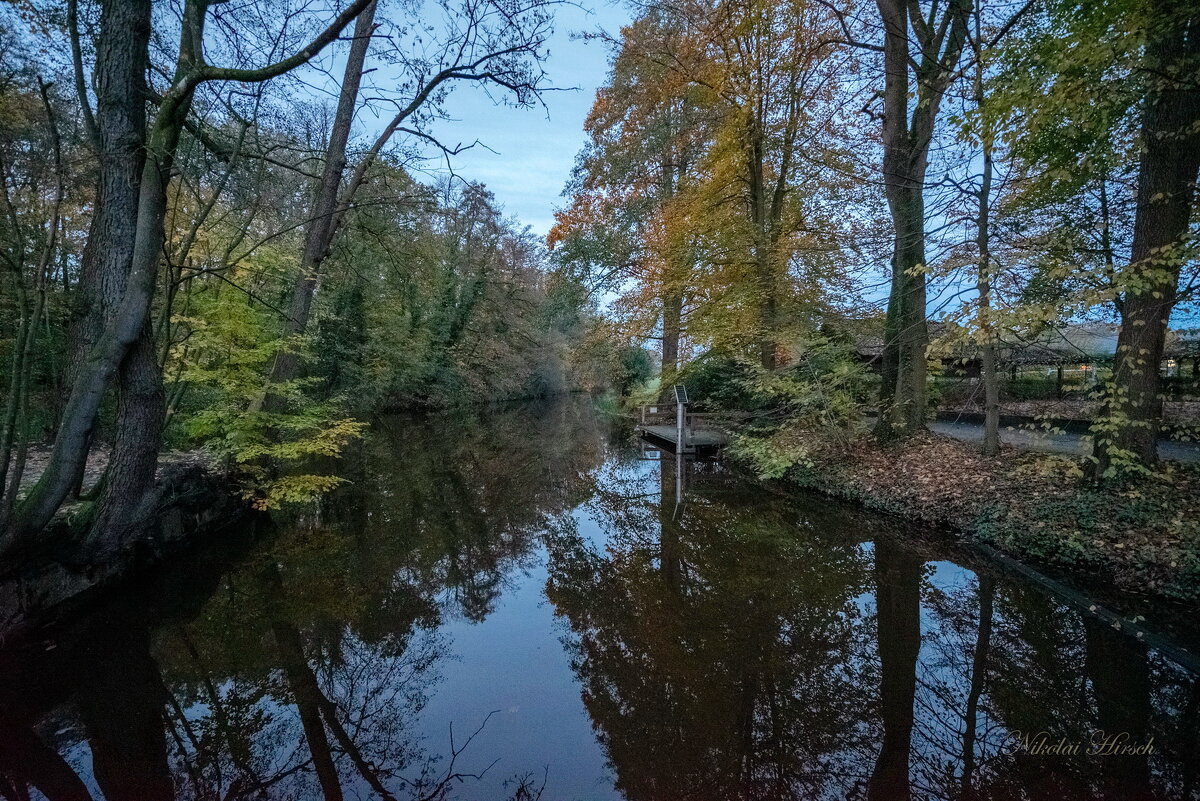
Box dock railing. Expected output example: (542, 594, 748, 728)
(636, 387, 740, 452)
(637, 406, 739, 428)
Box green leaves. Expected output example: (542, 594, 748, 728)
(169, 268, 367, 509)
(721, 336, 873, 479)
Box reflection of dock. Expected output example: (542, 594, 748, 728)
(635, 385, 730, 453)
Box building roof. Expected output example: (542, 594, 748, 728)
(852, 321, 1192, 365)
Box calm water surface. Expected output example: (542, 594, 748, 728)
(1, 399, 1198, 800)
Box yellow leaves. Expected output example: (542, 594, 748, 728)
(171, 266, 367, 510)
(246, 474, 348, 511)
(220, 414, 366, 511)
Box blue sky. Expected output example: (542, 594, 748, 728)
(420, 1, 632, 236)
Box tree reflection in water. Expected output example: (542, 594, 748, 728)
(0, 400, 1197, 801)
(0, 400, 604, 801)
(545, 447, 1200, 801)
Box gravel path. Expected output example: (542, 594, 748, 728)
(929, 420, 1200, 464)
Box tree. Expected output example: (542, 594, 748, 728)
(1095, 0, 1200, 473)
(954, 0, 1039, 456)
(872, 0, 971, 440)
(553, 0, 865, 376)
(549, 9, 710, 386)
(263, 0, 553, 411)
(3, 0, 376, 551)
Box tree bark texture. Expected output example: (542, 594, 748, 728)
(873, 0, 970, 440)
(91, 322, 165, 552)
(1095, 0, 1200, 472)
(61, 0, 153, 501)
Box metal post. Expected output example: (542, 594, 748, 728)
(677, 400, 686, 451)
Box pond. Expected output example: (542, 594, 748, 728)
(0, 398, 1197, 800)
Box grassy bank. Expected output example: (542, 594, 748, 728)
(733, 428, 1200, 604)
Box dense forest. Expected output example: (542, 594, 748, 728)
(0, 0, 645, 554)
(0, 0, 1198, 573)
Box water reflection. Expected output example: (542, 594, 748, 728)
(546, 444, 1200, 801)
(0, 399, 1196, 801)
(0, 400, 607, 800)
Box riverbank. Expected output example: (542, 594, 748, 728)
(2, 447, 250, 627)
(735, 428, 1200, 604)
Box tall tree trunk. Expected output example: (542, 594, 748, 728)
(747, 125, 779, 370)
(973, 10, 999, 457)
(264, 0, 378, 409)
(62, 0, 153, 499)
(878, 190, 930, 437)
(756, 243, 779, 370)
(1095, 0, 1200, 473)
(873, 0, 970, 440)
(662, 287, 682, 383)
(4, 10, 196, 545)
(658, 131, 684, 396)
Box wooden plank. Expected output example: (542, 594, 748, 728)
(637, 424, 729, 447)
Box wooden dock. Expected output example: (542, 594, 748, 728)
(637, 424, 729, 450)
(635, 387, 730, 452)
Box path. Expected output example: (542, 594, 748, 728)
(18, 447, 217, 492)
(930, 420, 1200, 464)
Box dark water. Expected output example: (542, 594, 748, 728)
(1, 399, 1198, 800)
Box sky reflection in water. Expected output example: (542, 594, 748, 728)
(0, 398, 1196, 801)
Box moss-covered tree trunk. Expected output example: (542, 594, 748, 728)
(873, 0, 969, 441)
(878, 187, 930, 438)
(1095, 0, 1200, 473)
